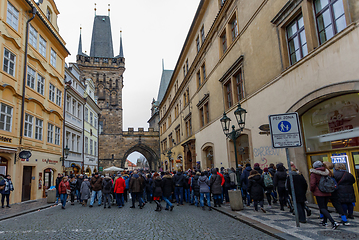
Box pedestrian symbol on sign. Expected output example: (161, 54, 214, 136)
(278, 121, 291, 132)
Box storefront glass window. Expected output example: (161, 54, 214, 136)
(302, 94, 359, 152)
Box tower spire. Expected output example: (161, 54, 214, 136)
(108, 4, 110, 17)
(78, 27, 83, 55)
(119, 30, 124, 58)
(94, 3, 97, 16)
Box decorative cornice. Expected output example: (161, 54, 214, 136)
(271, 0, 303, 26)
(196, 93, 209, 107)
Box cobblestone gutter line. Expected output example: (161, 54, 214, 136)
(0, 203, 57, 222)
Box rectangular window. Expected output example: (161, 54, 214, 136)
(35, 118, 43, 140)
(39, 35, 47, 57)
(72, 99, 76, 114)
(49, 83, 55, 102)
(24, 113, 33, 138)
(221, 32, 227, 54)
(85, 137, 88, 154)
(77, 136, 81, 153)
(235, 71, 244, 102)
(197, 71, 201, 88)
(29, 24, 38, 48)
(201, 64, 206, 80)
(77, 103, 81, 118)
(66, 96, 71, 113)
(56, 89, 62, 106)
(176, 127, 180, 145)
(90, 112, 93, 125)
(200, 107, 205, 127)
(37, 74, 44, 95)
(50, 48, 56, 67)
(94, 117, 98, 129)
(3, 48, 16, 76)
(55, 126, 60, 145)
(314, 0, 346, 45)
(94, 141, 97, 156)
(47, 123, 53, 143)
(0, 103, 13, 132)
(99, 121, 103, 134)
(26, 66, 36, 89)
(84, 107, 88, 122)
(287, 14, 308, 65)
(196, 37, 200, 52)
(225, 80, 232, 108)
(72, 134, 76, 151)
(205, 103, 209, 124)
(183, 65, 186, 77)
(201, 26, 205, 43)
(231, 18, 238, 41)
(185, 118, 192, 137)
(6, 1, 19, 30)
(186, 59, 189, 73)
(90, 139, 93, 155)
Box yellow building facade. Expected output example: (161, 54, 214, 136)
(0, 0, 69, 203)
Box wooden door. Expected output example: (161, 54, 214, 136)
(22, 166, 32, 201)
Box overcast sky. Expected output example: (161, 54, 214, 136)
(56, 0, 200, 162)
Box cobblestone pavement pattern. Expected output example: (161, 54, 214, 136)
(0, 202, 277, 240)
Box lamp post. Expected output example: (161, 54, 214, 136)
(64, 145, 70, 159)
(167, 149, 172, 171)
(220, 103, 247, 189)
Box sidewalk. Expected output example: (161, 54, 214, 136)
(212, 201, 359, 240)
(0, 198, 57, 221)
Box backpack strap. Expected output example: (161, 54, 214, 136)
(337, 172, 346, 185)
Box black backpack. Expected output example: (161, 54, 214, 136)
(318, 175, 336, 193)
(104, 180, 112, 191)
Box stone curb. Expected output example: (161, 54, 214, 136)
(0, 203, 58, 222)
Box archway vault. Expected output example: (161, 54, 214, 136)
(121, 143, 159, 171)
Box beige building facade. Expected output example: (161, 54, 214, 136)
(158, 0, 359, 209)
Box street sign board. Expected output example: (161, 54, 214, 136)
(268, 112, 303, 148)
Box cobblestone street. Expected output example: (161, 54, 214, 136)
(0, 201, 276, 240)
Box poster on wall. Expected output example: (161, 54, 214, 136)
(0, 166, 6, 175)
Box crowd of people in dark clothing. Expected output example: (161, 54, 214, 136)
(53, 159, 356, 231)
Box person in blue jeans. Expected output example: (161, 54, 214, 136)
(162, 171, 175, 211)
(198, 172, 211, 211)
(58, 176, 70, 209)
(89, 172, 103, 207)
(173, 170, 185, 205)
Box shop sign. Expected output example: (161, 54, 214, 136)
(269, 113, 303, 148)
(0, 135, 12, 143)
(331, 155, 348, 164)
(99, 167, 103, 171)
(64, 167, 73, 171)
(42, 159, 59, 165)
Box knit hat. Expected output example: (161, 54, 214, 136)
(254, 163, 260, 167)
(263, 168, 268, 172)
(313, 161, 323, 169)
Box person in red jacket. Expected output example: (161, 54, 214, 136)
(310, 161, 339, 230)
(58, 176, 70, 209)
(114, 174, 126, 208)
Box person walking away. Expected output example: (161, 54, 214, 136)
(145, 174, 153, 204)
(58, 176, 70, 209)
(123, 171, 130, 202)
(152, 173, 163, 211)
(240, 163, 252, 206)
(198, 172, 211, 211)
(69, 175, 77, 205)
(114, 173, 126, 208)
(223, 169, 231, 203)
(253, 163, 263, 175)
(162, 171, 174, 211)
(89, 172, 103, 207)
(286, 167, 308, 223)
(334, 163, 356, 221)
(55, 173, 63, 204)
(80, 177, 91, 206)
(210, 169, 223, 207)
(268, 163, 278, 203)
(273, 163, 292, 212)
(0, 175, 14, 208)
(76, 175, 84, 203)
(229, 167, 238, 190)
(262, 168, 274, 207)
(183, 172, 190, 203)
(102, 174, 113, 208)
(173, 170, 185, 206)
(247, 170, 266, 212)
(191, 172, 201, 207)
(129, 170, 144, 209)
(310, 161, 339, 230)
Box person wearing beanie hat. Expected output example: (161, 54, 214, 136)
(248, 170, 266, 213)
(253, 163, 263, 175)
(310, 161, 339, 229)
(262, 167, 274, 208)
(273, 162, 291, 211)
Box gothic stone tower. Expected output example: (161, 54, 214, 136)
(76, 15, 125, 167)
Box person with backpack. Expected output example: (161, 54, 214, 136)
(310, 161, 339, 230)
(262, 168, 274, 207)
(152, 173, 163, 211)
(102, 174, 113, 208)
(0, 175, 14, 208)
(89, 172, 103, 207)
(173, 170, 185, 206)
(240, 163, 252, 206)
(122, 171, 130, 202)
(183, 172, 190, 203)
(273, 163, 292, 212)
(268, 163, 278, 203)
(191, 171, 201, 207)
(229, 167, 238, 190)
(248, 170, 266, 213)
(209, 169, 223, 207)
(198, 172, 211, 211)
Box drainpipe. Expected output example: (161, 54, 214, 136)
(19, 7, 37, 146)
(82, 99, 85, 174)
(62, 80, 71, 170)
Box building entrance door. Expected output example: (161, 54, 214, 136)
(22, 166, 32, 201)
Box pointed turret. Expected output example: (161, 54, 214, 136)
(77, 27, 83, 55)
(90, 15, 114, 58)
(119, 30, 124, 58)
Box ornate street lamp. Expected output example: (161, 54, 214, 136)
(64, 145, 70, 159)
(167, 150, 173, 171)
(220, 103, 247, 189)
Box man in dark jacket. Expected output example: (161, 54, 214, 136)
(162, 171, 174, 211)
(89, 172, 103, 207)
(102, 174, 113, 208)
(76, 175, 84, 203)
(173, 170, 185, 205)
(55, 173, 63, 204)
(210, 169, 223, 207)
(268, 163, 277, 203)
(129, 170, 144, 209)
(240, 163, 252, 206)
(191, 172, 201, 207)
(273, 163, 291, 211)
(248, 170, 266, 212)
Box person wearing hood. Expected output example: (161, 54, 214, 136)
(122, 172, 130, 202)
(129, 170, 144, 209)
(198, 172, 211, 211)
(152, 173, 163, 211)
(183, 172, 191, 203)
(145, 174, 153, 204)
(240, 163, 252, 206)
(102, 174, 113, 208)
(253, 163, 263, 175)
(210, 168, 223, 207)
(229, 167, 238, 190)
(262, 168, 274, 207)
(76, 175, 84, 204)
(173, 170, 185, 206)
(273, 163, 291, 211)
(162, 171, 175, 211)
(247, 170, 266, 212)
(69, 175, 78, 205)
(286, 167, 308, 223)
(191, 172, 201, 207)
(80, 177, 91, 207)
(0, 175, 14, 208)
(268, 163, 278, 203)
(310, 161, 339, 230)
(89, 172, 103, 207)
(223, 169, 231, 203)
(114, 174, 126, 208)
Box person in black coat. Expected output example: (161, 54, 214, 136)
(76, 175, 84, 203)
(223, 170, 231, 203)
(162, 172, 174, 211)
(173, 170, 185, 205)
(286, 167, 308, 223)
(152, 174, 163, 211)
(191, 172, 201, 207)
(334, 163, 356, 219)
(273, 163, 290, 211)
(240, 163, 252, 206)
(247, 170, 266, 212)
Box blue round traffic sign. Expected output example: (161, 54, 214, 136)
(278, 121, 291, 132)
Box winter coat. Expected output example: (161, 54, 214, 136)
(55, 176, 62, 190)
(123, 175, 130, 189)
(229, 171, 237, 185)
(80, 180, 91, 200)
(247, 174, 264, 201)
(145, 177, 153, 193)
(173, 172, 185, 187)
(240, 166, 252, 190)
(223, 173, 231, 188)
(309, 167, 331, 197)
(198, 176, 210, 193)
(0, 178, 14, 194)
(114, 177, 126, 194)
(334, 170, 356, 203)
(191, 175, 200, 196)
(76, 177, 83, 191)
(69, 179, 77, 192)
(273, 170, 287, 189)
(58, 181, 70, 195)
(183, 174, 190, 189)
(210, 173, 222, 195)
(153, 177, 163, 197)
(286, 172, 308, 203)
(102, 177, 113, 194)
(129, 174, 143, 193)
(268, 167, 276, 177)
(162, 175, 174, 198)
(90, 176, 103, 191)
(254, 166, 263, 175)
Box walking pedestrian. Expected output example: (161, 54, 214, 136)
(223, 169, 231, 203)
(248, 170, 266, 212)
(162, 171, 174, 211)
(55, 173, 63, 204)
(80, 177, 91, 206)
(262, 168, 274, 207)
(123, 171, 130, 202)
(240, 163, 252, 206)
(268, 163, 278, 203)
(152, 173, 163, 211)
(0, 175, 14, 208)
(58, 176, 70, 209)
(191, 172, 201, 207)
(89, 172, 103, 207)
(114, 173, 126, 208)
(69, 175, 77, 205)
(76, 174, 84, 203)
(253, 163, 263, 175)
(198, 172, 211, 211)
(129, 170, 144, 209)
(274, 163, 292, 212)
(210, 169, 222, 207)
(102, 174, 113, 208)
(173, 170, 185, 206)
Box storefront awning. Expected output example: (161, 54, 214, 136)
(0, 147, 17, 154)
